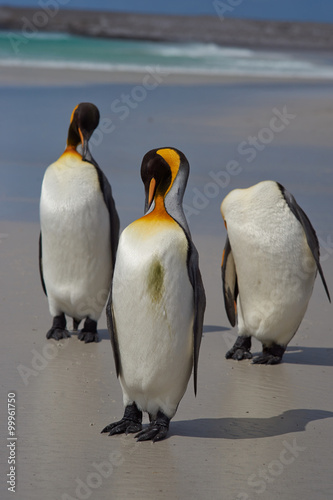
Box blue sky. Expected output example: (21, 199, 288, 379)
(0, 0, 332, 23)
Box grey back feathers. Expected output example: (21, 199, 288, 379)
(164, 154, 191, 236)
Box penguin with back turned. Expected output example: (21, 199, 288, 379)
(101, 147, 206, 442)
(221, 180, 330, 364)
(39, 102, 119, 343)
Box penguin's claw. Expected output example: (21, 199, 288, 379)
(46, 328, 71, 341)
(78, 331, 99, 343)
(135, 411, 170, 442)
(226, 348, 252, 360)
(252, 344, 285, 364)
(101, 419, 142, 436)
(225, 335, 252, 361)
(252, 354, 282, 365)
(135, 423, 169, 442)
(102, 403, 143, 436)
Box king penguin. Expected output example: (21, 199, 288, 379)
(221, 180, 330, 364)
(101, 147, 206, 442)
(39, 102, 119, 343)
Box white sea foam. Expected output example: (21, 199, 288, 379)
(145, 42, 255, 59)
(1, 56, 333, 80)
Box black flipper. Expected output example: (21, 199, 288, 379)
(82, 147, 120, 271)
(278, 183, 330, 302)
(106, 280, 121, 378)
(186, 238, 206, 396)
(39, 232, 47, 296)
(221, 235, 238, 327)
(94, 166, 120, 270)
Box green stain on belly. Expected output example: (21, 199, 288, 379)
(147, 258, 164, 303)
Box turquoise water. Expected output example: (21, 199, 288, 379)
(1, 30, 333, 79)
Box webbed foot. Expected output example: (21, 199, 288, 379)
(78, 318, 98, 343)
(135, 411, 170, 442)
(101, 403, 142, 436)
(46, 314, 70, 340)
(252, 343, 286, 365)
(226, 335, 252, 360)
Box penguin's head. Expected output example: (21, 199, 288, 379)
(67, 103, 100, 160)
(141, 147, 189, 214)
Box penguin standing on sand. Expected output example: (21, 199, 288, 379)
(221, 180, 330, 364)
(101, 148, 206, 442)
(39, 102, 119, 343)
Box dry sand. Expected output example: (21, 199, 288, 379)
(0, 67, 332, 500)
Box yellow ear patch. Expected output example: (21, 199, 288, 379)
(148, 177, 156, 206)
(156, 148, 180, 195)
(70, 104, 79, 124)
(221, 248, 225, 267)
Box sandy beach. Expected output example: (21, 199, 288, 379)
(1, 59, 333, 500)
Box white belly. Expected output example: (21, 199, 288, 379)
(40, 153, 111, 321)
(112, 222, 194, 418)
(222, 181, 317, 346)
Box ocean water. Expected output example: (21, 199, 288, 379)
(1, 31, 333, 80)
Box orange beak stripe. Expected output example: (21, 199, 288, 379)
(148, 178, 156, 207)
(78, 127, 84, 147)
(221, 248, 225, 267)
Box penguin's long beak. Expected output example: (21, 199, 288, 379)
(148, 177, 157, 209)
(78, 127, 89, 159)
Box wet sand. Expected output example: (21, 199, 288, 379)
(0, 70, 332, 499)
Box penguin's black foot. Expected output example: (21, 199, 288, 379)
(252, 343, 286, 365)
(101, 403, 142, 436)
(78, 318, 98, 343)
(46, 313, 70, 340)
(226, 335, 252, 360)
(78, 331, 98, 343)
(46, 328, 70, 340)
(135, 411, 170, 442)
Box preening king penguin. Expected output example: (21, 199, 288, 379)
(39, 103, 119, 343)
(221, 180, 330, 364)
(101, 147, 206, 442)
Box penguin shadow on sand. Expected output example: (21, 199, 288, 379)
(171, 409, 333, 440)
(283, 346, 333, 367)
(203, 325, 230, 334)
